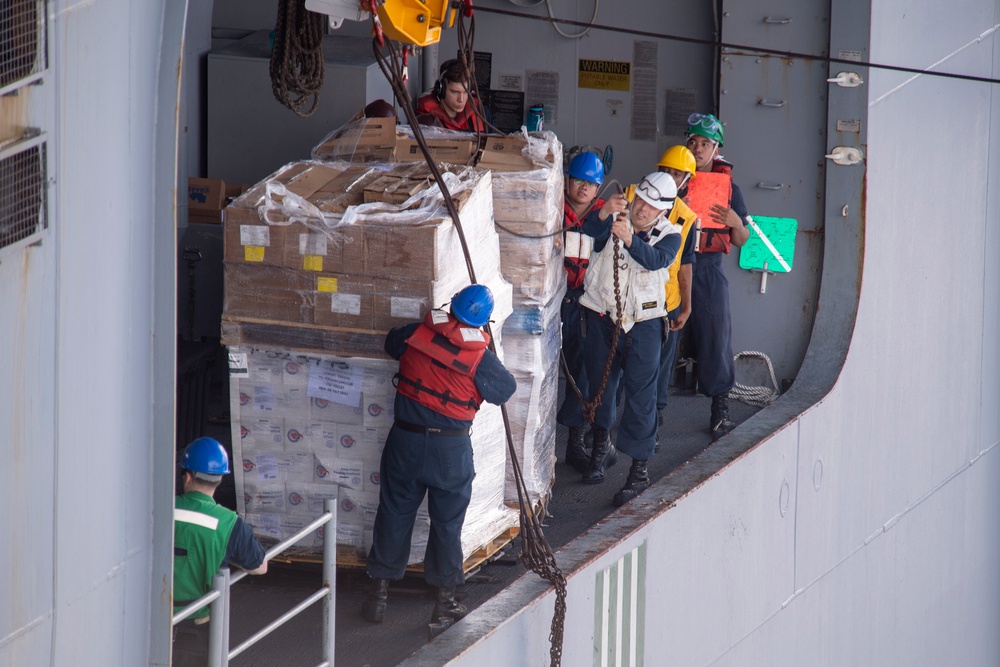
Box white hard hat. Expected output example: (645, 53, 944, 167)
(635, 171, 677, 211)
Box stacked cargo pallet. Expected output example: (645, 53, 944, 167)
(314, 121, 566, 509)
(488, 135, 565, 509)
(221, 158, 518, 565)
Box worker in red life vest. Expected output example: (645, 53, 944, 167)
(362, 284, 515, 636)
(415, 59, 486, 133)
(558, 151, 607, 473)
(684, 113, 751, 436)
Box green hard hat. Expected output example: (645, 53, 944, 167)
(686, 113, 724, 146)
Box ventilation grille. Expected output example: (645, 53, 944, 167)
(1, 0, 46, 89)
(0, 140, 47, 248)
(594, 543, 646, 667)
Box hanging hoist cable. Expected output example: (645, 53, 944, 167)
(371, 27, 568, 667)
(270, 0, 326, 117)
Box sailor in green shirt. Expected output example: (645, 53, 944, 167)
(172, 437, 267, 667)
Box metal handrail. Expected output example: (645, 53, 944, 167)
(172, 497, 338, 667)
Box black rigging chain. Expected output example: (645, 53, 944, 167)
(270, 0, 325, 117)
(371, 32, 568, 667)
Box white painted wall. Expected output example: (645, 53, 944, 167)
(0, 0, 181, 664)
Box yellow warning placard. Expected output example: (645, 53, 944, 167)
(578, 59, 631, 91)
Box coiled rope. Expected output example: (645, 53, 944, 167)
(728, 350, 781, 408)
(270, 0, 325, 117)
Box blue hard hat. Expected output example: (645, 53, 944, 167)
(451, 284, 494, 328)
(566, 152, 604, 185)
(178, 437, 231, 475)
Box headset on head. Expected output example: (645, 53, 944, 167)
(433, 59, 464, 100)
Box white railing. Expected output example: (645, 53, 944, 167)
(172, 497, 338, 667)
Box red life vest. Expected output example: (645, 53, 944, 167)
(415, 95, 486, 133)
(689, 161, 735, 254)
(395, 310, 491, 420)
(563, 198, 605, 290)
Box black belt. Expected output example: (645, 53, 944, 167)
(394, 420, 470, 437)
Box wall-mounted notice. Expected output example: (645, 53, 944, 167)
(664, 87, 698, 137)
(578, 59, 631, 91)
(488, 89, 526, 134)
(498, 73, 523, 91)
(526, 70, 559, 124)
(471, 51, 492, 90)
(630, 41, 657, 141)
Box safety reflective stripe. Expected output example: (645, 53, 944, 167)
(565, 230, 593, 260)
(174, 508, 220, 531)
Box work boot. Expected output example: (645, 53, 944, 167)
(564, 427, 590, 473)
(582, 427, 617, 485)
(361, 578, 389, 623)
(710, 394, 736, 437)
(613, 459, 650, 507)
(428, 587, 468, 639)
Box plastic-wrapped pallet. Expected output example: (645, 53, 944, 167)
(230, 347, 518, 563)
(221, 158, 518, 564)
(221, 159, 512, 355)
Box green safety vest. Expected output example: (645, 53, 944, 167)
(173, 492, 239, 618)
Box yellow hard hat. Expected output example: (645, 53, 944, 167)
(657, 145, 697, 178)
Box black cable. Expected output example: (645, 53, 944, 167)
(461, 2, 1000, 87)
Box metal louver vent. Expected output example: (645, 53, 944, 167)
(1, 0, 45, 90)
(0, 139, 47, 249)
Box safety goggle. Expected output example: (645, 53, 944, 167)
(636, 179, 674, 205)
(687, 113, 722, 134)
(569, 177, 598, 188)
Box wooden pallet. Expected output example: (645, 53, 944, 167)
(270, 526, 519, 575)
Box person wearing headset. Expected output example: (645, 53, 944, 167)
(416, 59, 486, 132)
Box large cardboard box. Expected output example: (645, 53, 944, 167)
(312, 274, 377, 329)
(311, 118, 397, 163)
(189, 178, 249, 223)
(395, 137, 477, 165)
(224, 263, 314, 324)
(478, 135, 553, 172)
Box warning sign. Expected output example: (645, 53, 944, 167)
(578, 59, 631, 91)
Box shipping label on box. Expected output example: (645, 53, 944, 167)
(239, 417, 285, 447)
(243, 481, 287, 513)
(303, 420, 340, 450)
(311, 396, 363, 424)
(313, 452, 365, 489)
(313, 274, 376, 329)
(242, 452, 283, 482)
(246, 512, 283, 540)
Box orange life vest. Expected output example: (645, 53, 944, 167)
(687, 162, 735, 254)
(563, 198, 605, 290)
(395, 310, 490, 420)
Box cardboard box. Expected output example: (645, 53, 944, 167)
(312, 118, 397, 163)
(371, 277, 438, 329)
(363, 175, 430, 206)
(364, 221, 450, 280)
(224, 207, 287, 267)
(312, 273, 376, 329)
(224, 263, 314, 324)
(189, 178, 249, 223)
(395, 137, 477, 165)
(479, 134, 554, 172)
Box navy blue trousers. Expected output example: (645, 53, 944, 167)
(367, 425, 474, 588)
(656, 306, 682, 412)
(688, 252, 736, 397)
(584, 310, 662, 462)
(557, 287, 588, 428)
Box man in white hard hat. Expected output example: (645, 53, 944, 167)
(578, 172, 682, 506)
